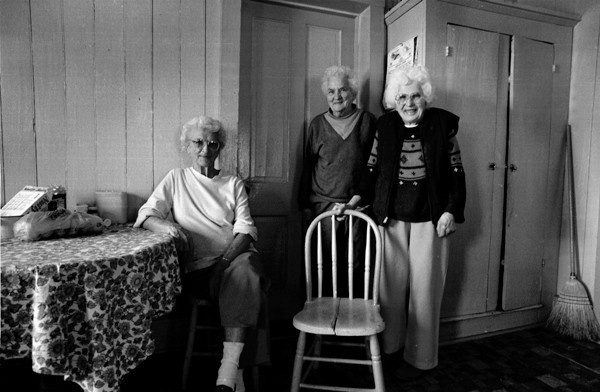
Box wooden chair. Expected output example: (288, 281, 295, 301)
(181, 290, 260, 392)
(181, 297, 222, 391)
(290, 210, 385, 392)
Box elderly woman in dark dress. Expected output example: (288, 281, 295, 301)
(134, 116, 269, 392)
(335, 65, 466, 379)
(298, 65, 377, 296)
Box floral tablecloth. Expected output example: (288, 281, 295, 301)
(0, 226, 181, 392)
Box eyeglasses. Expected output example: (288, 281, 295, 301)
(395, 93, 423, 105)
(327, 87, 350, 96)
(191, 139, 220, 152)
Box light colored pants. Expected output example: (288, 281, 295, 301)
(379, 219, 449, 370)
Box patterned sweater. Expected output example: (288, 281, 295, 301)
(360, 108, 466, 226)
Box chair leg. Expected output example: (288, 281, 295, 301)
(251, 366, 260, 392)
(369, 335, 385, 392)
(181, 303, 198, 390)
(365, 336, 374, 374)
(290, 331, 307, 392)
(313, 335, 322, 370)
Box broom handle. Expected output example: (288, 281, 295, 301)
(566, 125, 576, 277)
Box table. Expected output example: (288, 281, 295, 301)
(0, 226, 181, 392)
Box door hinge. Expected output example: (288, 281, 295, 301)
(445, 46, 452, 57)
(552, 64, 558, 73)
(541, 258, 546, 267)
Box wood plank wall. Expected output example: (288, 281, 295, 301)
(0, 0, 223, 221)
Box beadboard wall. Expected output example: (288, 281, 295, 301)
(0, 0, 241, 221)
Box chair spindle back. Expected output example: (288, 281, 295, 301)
(304, 210, 382, 304)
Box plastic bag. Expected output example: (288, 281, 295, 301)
(13, 208, 109, 241)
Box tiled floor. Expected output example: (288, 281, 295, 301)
(3, 324, 600, 391)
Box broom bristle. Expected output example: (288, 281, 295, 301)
(546, 277, 600, 341)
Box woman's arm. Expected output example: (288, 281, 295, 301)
(438, 112, 464, 238)
(142, 216, 182, 236)
(142, 216, 191, 261)
(221, 233, 254, 264)
(298, 120, 317, 211)
(209, 233, 254, 298)
(332, 194, 362, 215)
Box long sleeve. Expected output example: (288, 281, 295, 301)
(298, 119, 316, 210)
(134, 171, 176, 227)
(356, 130, 379, 205)
(444, 128, 466, 222)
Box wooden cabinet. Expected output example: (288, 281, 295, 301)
(385, 0, 577, 340)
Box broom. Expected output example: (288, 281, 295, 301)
(546, 125, 600, 341)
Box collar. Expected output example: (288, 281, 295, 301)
(324, 106, 362, 140)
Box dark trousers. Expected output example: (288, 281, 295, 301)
(183, 251, 270, 367)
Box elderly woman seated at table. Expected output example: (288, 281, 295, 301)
(134, 115, 269, 392)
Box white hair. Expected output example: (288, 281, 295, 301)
(321, 65, 360, 96)
(180, 115, 225, 151)
(382, 65, 434, 109)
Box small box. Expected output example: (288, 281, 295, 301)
(0, 186, 52, 218)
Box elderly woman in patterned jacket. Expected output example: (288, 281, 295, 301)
(334, 65, 466, 380)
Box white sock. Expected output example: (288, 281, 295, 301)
(236, 369, 246, 392)
(216, 342, 244, 389)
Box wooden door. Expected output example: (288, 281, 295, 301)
(442, 25, 509, 317)
(502, 37, 554, 310)
(239, 0, 355, 319)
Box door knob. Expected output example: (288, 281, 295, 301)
(509, 164, 518, 172)
(488, 163, 507, 170)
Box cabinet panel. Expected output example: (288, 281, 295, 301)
(442, 25, 509, 317)
(502, 37, 554, 310)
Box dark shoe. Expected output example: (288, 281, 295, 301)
(394, 361, 427, 381)
(215, 385, 234, 392)
(382, 351, 403, 373)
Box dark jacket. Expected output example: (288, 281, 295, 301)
(360, 108, 466, 226)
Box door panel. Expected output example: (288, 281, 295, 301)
(240, 1, 355, 319)
(248, 16, 292, 183)
(442, 25, 509, 317)
(502, 37, 554, 310)
(306, 25, 354, 123)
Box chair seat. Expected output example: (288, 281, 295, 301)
(293, 297, 385, 336)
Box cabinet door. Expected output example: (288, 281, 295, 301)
(442, 25, 509, 317)
(502, 37, 554, 310)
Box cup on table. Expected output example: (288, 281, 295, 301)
(95, 191, 128, 224)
